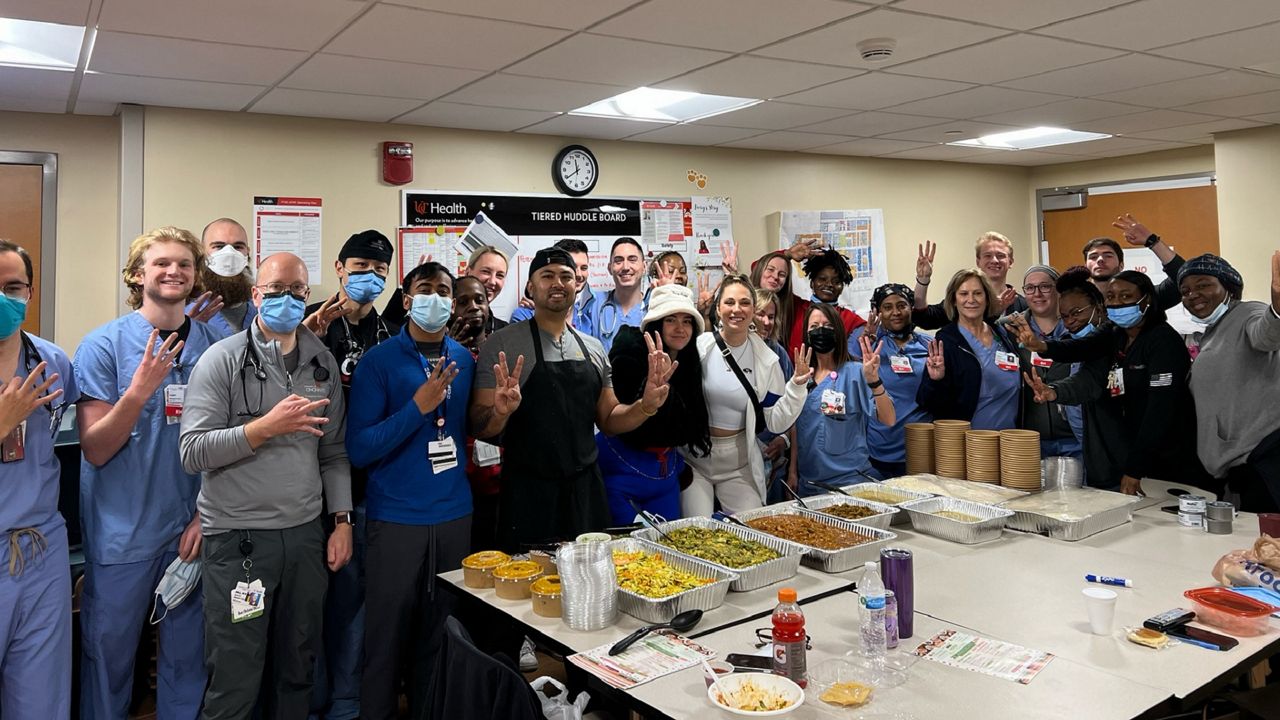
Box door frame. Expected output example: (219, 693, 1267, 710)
(0, 150, 57, 338)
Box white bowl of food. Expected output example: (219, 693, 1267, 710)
(707, 672, 804, 716)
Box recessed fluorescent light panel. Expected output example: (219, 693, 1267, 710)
(0, 18, 85, 70)
(570, 87, 761, 124)
(947, 126, 1111, 151)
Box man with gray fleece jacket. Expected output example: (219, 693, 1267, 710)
(180, 252, 352, 719)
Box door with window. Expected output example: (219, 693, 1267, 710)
(0, 162, 45, 335)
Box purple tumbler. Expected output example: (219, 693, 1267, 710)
(880, 548, 913, 639)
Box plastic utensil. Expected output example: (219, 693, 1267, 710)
(608, 609, 703, 656)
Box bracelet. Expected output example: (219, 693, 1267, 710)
(867, 378, 884, 389)
(639, 403, 657, 417)
(872, 390, 887, 398)
(916, 277, 931, 286)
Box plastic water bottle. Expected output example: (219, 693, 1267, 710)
(859, 561, 887, 666)
(771, 587, 807, 688)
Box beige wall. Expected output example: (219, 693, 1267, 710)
(141, 107, 1032, 310)
(0, 110, 120, 349)
(1215, 126, 1280, 303)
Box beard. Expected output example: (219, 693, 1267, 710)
(201, 267, 253, 306)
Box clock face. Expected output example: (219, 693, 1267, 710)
(555, 146, 598, 196)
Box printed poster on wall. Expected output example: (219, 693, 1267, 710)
(779, 208, 888, 315)
(253, 196, 323, 281)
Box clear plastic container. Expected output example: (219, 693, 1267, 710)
(1183, 587, 1279, 637)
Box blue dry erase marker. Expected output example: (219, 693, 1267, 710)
(1085, 574, 1134, 588)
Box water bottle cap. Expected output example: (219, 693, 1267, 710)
(778, 587, 797, 603)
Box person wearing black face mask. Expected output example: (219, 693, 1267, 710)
(793, 303, 895, 496)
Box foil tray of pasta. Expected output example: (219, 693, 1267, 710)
(605, 538, 736, 624)
(631, 517, 805, 592)
(899, 496, 1014, 545)
(999, 487, 1141, 541)
(732, 505, 897, 573)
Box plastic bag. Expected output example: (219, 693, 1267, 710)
(530, 676, 590, 720)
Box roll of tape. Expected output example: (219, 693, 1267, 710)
(1205, 518, 1233, 535)
(1178, 510, 1205, 528)
(1206, 501, 1235, 521)
(1179, 495, 1207, 513)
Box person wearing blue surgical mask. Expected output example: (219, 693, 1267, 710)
(346, 261, 476, 719)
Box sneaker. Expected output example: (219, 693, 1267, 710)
(519, 637, 539, 672)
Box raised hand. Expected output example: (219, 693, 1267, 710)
(652, 258, 677, 287)
(791, 344, 814, 385)
(788, 237, 822, 261)
(720, 240, 739, 274)
(1112, 213, 1153, 246)
(1005, 314, 1046, 353)
(128, 329, 184, 400)
(916, 241, 937, 284)
(696, 273, 714, 317)
(302, 295, 350, 337)
(859, 335, 883, 382)
(186, 291, 224, 323)
(862, 310, 881, 343)
(926, 339, 945, 381)
(414, 359, 459, 415)
(640, 331, 677, 413)
(1022, 371, 1056, 404)
(998, 285, 1018, 311)
(0, 361, 62, 438)
(258, 394, 330, 439)
(492, 352, 525, 417)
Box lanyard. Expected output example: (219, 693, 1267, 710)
(417, 345, 449, 440)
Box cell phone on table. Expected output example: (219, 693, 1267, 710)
(1166, 625, 1238, 651)
(725, 653, 772, 670)
(1144, 608, 1195, 632)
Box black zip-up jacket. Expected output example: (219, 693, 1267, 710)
(916, 320, 1023, 426)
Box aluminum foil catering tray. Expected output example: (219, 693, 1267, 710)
(899, 496, 1013, 545)
(733, 505, 898, 573)
(999, 488, 1141, 541)
(606, 538, 737, 624)
(631, 516, 805, 592)
(884, 474, 1030, 504)
(793, 493, 900, 531)
(838, 482, 935, 525)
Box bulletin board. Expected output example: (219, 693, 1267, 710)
(399, 190, 733, 320)
(776, 208, 890, 315)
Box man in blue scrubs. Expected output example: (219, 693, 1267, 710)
(588, 237, 646, 352)
(510, 238, 595, 334)
(75, 227, 221, 719)
(0, 239, 78, 720)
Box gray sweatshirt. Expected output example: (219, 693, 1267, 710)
(180, 322, 351, 533)
(1188, 301, 1280, 477)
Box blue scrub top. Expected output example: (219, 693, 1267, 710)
(1, 334, 77, 534)
(510, 288, 596, 335)
(588, 289, 646, 352)
(795, 362, 875, 488)
(850, 326, 933, 464)
(186, 300, 257, 339)
(74, 312, 221, 564)
(958, 325, 1019, 431)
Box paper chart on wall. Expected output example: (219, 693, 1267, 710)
(779, 208, 888, 315)
(690, 196, 732, 293)
(396, 226, 466, 282)
(253, 196, 323, 281)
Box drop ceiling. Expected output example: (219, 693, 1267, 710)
(2, 0, 1279, 165)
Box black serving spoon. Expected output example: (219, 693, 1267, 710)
(770, 474, 811, 509)
(608, 609, 704, 656)
(627, 497, 677, 544)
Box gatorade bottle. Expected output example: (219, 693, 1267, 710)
(771, 587, 807, 688)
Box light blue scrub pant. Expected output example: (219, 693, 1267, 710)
(0, 523, 71, 720)
(80, 550, 205, 720)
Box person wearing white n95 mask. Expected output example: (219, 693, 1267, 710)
(187, 217, 258, 338)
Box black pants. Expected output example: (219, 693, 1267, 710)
(470, 492, 500, 552)
(201, 520, 327, 720)
(361, 515, 472, 720)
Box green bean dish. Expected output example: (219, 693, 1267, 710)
(656, 527, 780, 568)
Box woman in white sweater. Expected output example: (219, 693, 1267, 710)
(682, 275, 812, 516)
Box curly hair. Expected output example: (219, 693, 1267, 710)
(801, 248, 853, 284)
(122, 227, 205, 310)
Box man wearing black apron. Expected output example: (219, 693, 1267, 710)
(470, 247, 676, 550)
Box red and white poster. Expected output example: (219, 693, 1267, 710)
(253, 196, 323, 280)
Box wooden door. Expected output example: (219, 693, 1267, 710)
(0, 163, 43, 335)
(1043, 186, 1219, 273)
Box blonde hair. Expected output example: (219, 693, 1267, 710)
(122, 226, 205, 309)
(753, 288, 781, 341)
(467, 245, 508, 270)
(974, 231, 1013, 259)
(942, 268, 1001, 322)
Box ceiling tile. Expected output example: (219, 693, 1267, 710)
(1074, 109, 1223, 134)
(591, 0, 867, 52)
(1127, 117, 1267, 141)
(0, 97, 68, 114)
(794, 110, 946, 136)
(700, 101, 853, 130)
(89, 32, 307, 84)
(516, 114, 668, 140)
(885, 86, 1065, 119)
(1176, 90, 1280, 117)
(657, 57, 861, 100)
(441, 74, 625, 112)
(1152, 22, 1280, 69)
(778, 72, 973, 110)
(754, 8, 1008, 69)
(890, 34, 1123, 84)
(879, 144, 996, 161)
(382, 0, 642, 30)
(1090, 70, 1280, 108)
(281, 54, 486, 100)
(999, 54, 1220, 97)
(1248, 111, 1280, 124)
(876, 119, 1020, 143)
(893, 0, 1130, 31)
(973, 98, 1146, 127)
(0, 67, 74, 100)
(96, 0, 365, 51)
(1045, 136, 1188, 156)
(250, 88, 424, 122)
(1035, 0, 1280, 50)
(325, 4, 569, 70)
(0, 0, 90, 25)
(801, 137, 934, 156)
(959, 150, 1080, 165)
(78, 72, 264, 111)
(505, 34, 729, 86)
(719, 130, 856, 151)
(623, 123, 766, 146)
(395, 102, 558, 131)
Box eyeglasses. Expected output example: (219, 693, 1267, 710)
(257, 283, 310, 300)
(1022, 283, 1055, 295)
(1059, 306, 1093, 322)
(2, 282, 31, 301)
(754, 628, 813, 650)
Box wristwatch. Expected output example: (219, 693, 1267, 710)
(1144, 233, 1160, 249)
(333, 511, 354, 527)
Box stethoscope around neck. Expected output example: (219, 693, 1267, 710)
(238, 329, 329, 418)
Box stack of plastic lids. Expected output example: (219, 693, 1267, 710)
(558, 540, 618, 631)
(1041, 456, 1084, 490)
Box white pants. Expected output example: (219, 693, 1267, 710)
(681, 433, 765, 517)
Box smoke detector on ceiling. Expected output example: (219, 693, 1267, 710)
(856, 38, 897, 63)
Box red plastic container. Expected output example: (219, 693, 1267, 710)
(1183, 587, 1279, 637)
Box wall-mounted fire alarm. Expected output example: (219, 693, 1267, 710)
(383, 141, 413, 185)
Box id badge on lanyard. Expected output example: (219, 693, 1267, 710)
(1030, 352, 1053, 368)
(164, 384, 187, 425)
(995, 351, 1020, 372)
(1107, 365, 1126, 397)
(889, 355, 913, 374)
(422, 353, 458, 473)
